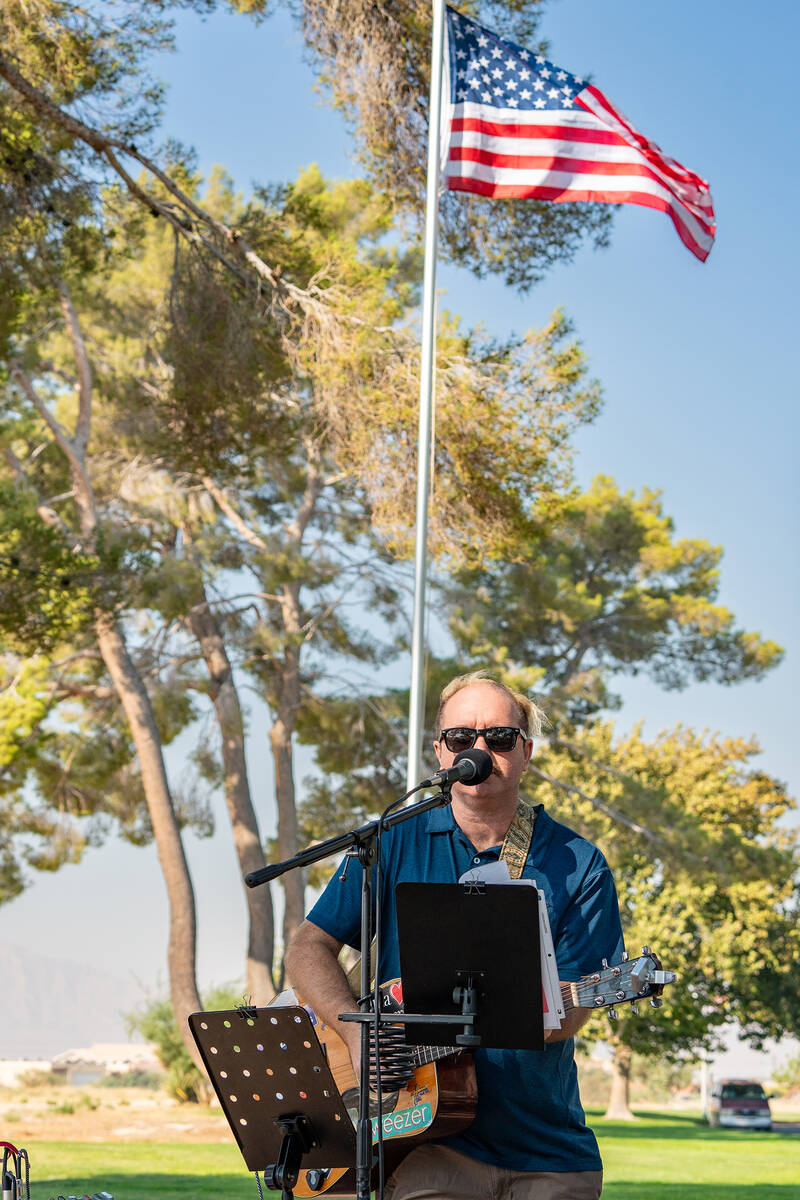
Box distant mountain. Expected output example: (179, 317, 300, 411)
(0, 941, 146, 1058)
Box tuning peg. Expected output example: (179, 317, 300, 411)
(630, 1003, 640, 1015)
(621, 950, 629, 961)
(650, 996, 663, 1009)
(607, 1006, 619, 1020)
(641, 945, 651, 956)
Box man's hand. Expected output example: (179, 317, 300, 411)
(543, 995, 593, 1042)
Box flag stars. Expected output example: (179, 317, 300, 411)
(450, 10, 584, 115)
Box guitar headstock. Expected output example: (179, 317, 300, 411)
(572, 947, 677, 1018)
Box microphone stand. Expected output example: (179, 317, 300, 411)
(245, 781, 454, 1200)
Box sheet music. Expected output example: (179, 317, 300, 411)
(458, 860, 564, 1028)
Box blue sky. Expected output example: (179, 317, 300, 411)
(5, 1, 799, 1023)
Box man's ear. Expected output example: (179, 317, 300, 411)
(433, 739, 444, 765)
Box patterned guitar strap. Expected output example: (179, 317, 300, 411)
(346, 798, 537, 994)
(499, 797, 537, 880)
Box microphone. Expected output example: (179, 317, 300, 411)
(420, 747, 493, 789)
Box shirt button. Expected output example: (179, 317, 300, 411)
(473, 856, 481, 864)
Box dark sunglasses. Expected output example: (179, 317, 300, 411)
(439, 726, 526, 753)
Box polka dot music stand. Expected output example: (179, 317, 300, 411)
(189, 1006, 356, 1199)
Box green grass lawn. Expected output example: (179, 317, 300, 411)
(24, 1111, 800, 1199)
(591, 1109, 800, 1199)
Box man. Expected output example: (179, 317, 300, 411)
(285, 673, 624, 1199)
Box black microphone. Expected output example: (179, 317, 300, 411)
(419, 747, 493, 789)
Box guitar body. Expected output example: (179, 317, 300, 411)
(288, 984, 477, 1198)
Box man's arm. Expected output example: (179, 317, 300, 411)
(284, 919, 361, 1072)
(544, 999, 592, 1043)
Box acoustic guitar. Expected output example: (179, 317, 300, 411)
(291, 947, 675, 1196)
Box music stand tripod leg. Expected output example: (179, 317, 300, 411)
(263, 1114, 316, 1200)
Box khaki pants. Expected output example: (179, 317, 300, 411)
(384, 1144, 602, 1200)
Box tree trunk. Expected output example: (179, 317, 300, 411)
(265, 441, 322, 976)
(95, 615, 203, 1066)
(603, 1041, 636, 1120)
(269, 659, 305, 965)
(187, 592, 276, 1002)
(25, 284, 204, 1067)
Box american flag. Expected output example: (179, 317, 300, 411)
(443, 6, 715, 261)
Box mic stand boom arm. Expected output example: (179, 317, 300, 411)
(243, 788, 451, 890)
(244, 783, 454, 1200)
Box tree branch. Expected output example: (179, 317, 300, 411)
(57, 280, 92, 454)
(200, 475, 269, 551)
(524, 764, 661, 845)
(0, 49, 319, 318)
(3, 446, 74, 538)
(10, 365, 79, 472)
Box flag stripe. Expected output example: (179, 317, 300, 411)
(447, 174, 710, 261)
(448, 143, 715, 233)
(446, 166, 712, 256)
(579, 85, 708, 190)
(451, 114, 625, 143)
(447, 156, 708, 219)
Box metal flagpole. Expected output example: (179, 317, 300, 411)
(406, 0, 447, 792)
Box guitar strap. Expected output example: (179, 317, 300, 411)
(345, 798, 537, 993)
(498, 798, 537, 879)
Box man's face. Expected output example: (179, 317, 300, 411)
(433, 682, 533, 806)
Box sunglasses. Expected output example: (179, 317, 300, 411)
(439, 726, 526, 754)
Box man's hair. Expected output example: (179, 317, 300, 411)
(435, 671, 547, 739)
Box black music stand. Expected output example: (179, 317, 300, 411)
(190, 1007, 356, 1199)
(395, 882, 545, 1051)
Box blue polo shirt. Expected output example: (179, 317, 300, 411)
(307, 803, 624, 1173)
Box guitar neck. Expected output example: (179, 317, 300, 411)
(407, 981, 581, 1065)
(411, 1042, 459, 1066)
(389, 951, 672, 1067)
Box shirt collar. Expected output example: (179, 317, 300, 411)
(424, 799, 546, 841)
(424, 805, 458, 834)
